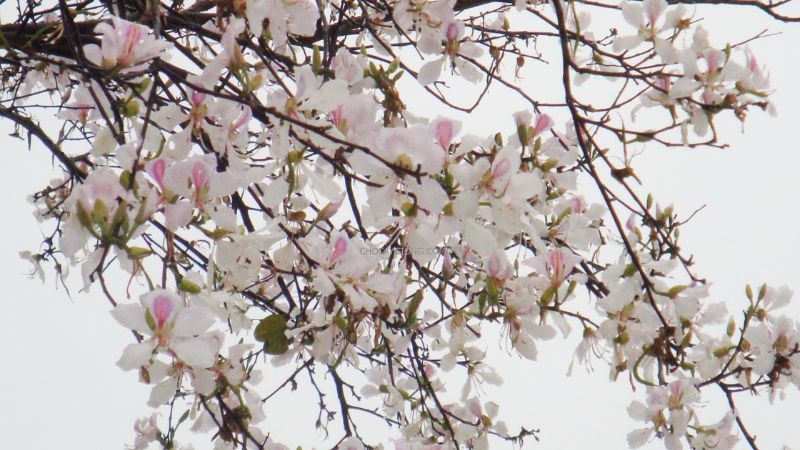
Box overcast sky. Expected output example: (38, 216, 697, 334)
(1, 3, 800, 450)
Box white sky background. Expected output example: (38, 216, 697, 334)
(2, 2, 800, 450)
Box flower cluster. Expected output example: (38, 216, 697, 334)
(6, 1, 797, 449)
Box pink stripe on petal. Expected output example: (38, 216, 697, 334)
(191, 160, 210, 191)
(329, 236, 348, 264)
(151, 294, 174, 328)
(435, 120, 454, 150)
(533, 114, 553, 137)
(148, 158, 167, 188)
(491, 158, 511, 180)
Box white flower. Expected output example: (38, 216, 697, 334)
(83, 16, 170, 71)
(112, 289, 218, 370)
(417, 20, 483, 85)
(614, 0, 686, 61)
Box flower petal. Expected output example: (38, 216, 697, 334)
(111, 303, 150, 333)
(172, 306, 215, 337)
(117, 342, 155, 371)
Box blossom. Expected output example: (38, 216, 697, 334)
(417, 19, 483, 85)
(129, 414, 160, 450)
(513, 110, 553, 146)
(57, 84, 99, 124)
(484, 250, 512, 281)
(614, 0, 687, 61)
(627, 379, 700, 450)
(689, 413, 739, 450)
(111, 289, 217, 370)
(526, 247, 582, 288)
(83, 16, 170, 71)
(159, 154, 247, 230)
(12, 2, 795, 449)
(745, 316, 800, 380)
(246, 0, 318, 49)
(60, 167, 141, 259)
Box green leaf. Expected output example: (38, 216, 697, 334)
(254, 314, 289, 355)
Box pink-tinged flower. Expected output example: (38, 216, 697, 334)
(83, 16, 170, 71)
(331, 47, 366, 85)
(627, 378, 700, 449)
(72, 167, 127, 221)
(111, 289, 217, 370)
(60, 167, 132, 258)
(160, 155, 241, 231)
(526, 247, 582, 288)
(614, 0, 686, 54)
(417, 19, 483, 86)
(139, 290, 183, 338)
(621, 0, 667, 33)
(745, 316, 799, 376)
(704, 49, 724, 74)
(643, 0, 667, 24)
(485, 251, 512, 281)
(545, 249, 573, 286)
(625, 215, 636, 231)
(329, 95, 379, 139)
(660, 378, 699, 409)
(130, 414, 160, 450)
(204, 100, 254, 158)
